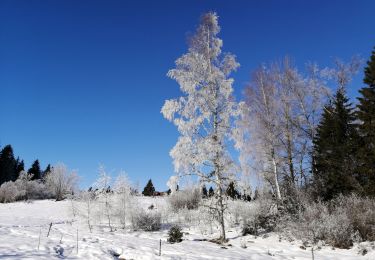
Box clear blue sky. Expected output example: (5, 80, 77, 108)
(0, 0, 374, 190)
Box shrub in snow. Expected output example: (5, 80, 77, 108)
(242, 212, 278, 236)
(324, 208, 356, 248)
(167, 225, 183, 243)
(227, 200, 249, 225)
(25, 180, 53, 200)
(242, 223, 257, 236)
(278, 188, 306, 217)
(131, 209, 161, 231)
(291, 199, 354, 248)
(289, 195, 371, 249)
(0, 171, 54, 203)
(334, 194, 375, 242)
(168, 188, 201, 211)
(45, 163, 78, 201)
(242, 197, 278, 236)
(175, 207, 201, 226)
(0, 181, 24, 203)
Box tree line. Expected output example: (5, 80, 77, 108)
(142, 178, 251, 201)
(0, 144, 51, 185)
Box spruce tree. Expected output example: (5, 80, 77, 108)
(28, 160, 42, 180)
(226, 181, 240, 199)
(356, 46, 375, 196)
(44, 164, 51, 175)
(142, 179, 155, 196)
(208, 186, 214, 197)
(313, 88, 359, 200)
(0, 145, 17, 185)
(41, 164, 51, 182)
(202, 185, 208, 198)
(14, 157, 24, 181)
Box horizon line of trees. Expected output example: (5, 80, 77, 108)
(0, 144, 51, 186)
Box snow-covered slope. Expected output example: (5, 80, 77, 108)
(0, 199, 373, 259)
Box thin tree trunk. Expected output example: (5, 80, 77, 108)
(286, 126, 295, 186)
(283, 105, 296, 187)
(87, 200, 92, 233)
(105, 196, 112, 232)
(216, 179, 226, 242)
(272, 153, 282, 200)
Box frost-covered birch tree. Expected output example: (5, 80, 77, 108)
(235, 67, 283, 200)
(234, 59, 330, 199)
(161, 12, 240, 242)
(114, 171, 131, 229)
(94, 165, 113, 231)
(79, 188, 96, 233)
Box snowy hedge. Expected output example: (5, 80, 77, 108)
(131, 209, 161, 231)
(168, 188, 201, 211)
(0, 164, 77, 203)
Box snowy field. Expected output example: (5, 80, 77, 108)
(0, 198, 374, 260)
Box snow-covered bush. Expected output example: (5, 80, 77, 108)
(290, 200, 328, 245)
(45, 163, 78, 201)
(174, 207, 201, 226)
(0, 181, 23, 203)
(289, 195, 372, 249)
(227, 200, 252, 226)
(131, 209, 161, 231)
(324, 207, 356, 248)
(242, 197, 278, 236)
(0, 171, 54, 203)
(168, 188, 201, 211)
(333, 194, 375, 242)
(26, 180, 53, 200)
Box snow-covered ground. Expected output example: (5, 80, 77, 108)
(0, 198, 373, 259)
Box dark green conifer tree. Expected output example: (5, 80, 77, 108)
(356, 47, 375, 196)
(208, 186, 214, 197)
(28, 160, 42, 180)
(14, 157, 24, 181)
(0, 145, 17, 185)
(202, 185, 208, 198)
(226, 181, 240, 199)
(142, 179, 155, 196)
(313, 88, 359, 200)
(44, 164, 51, 175)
